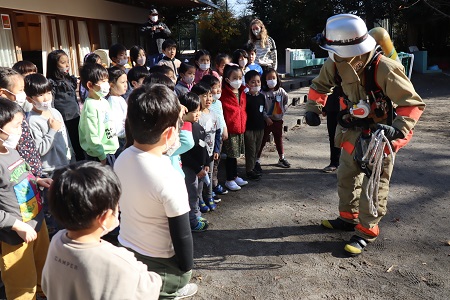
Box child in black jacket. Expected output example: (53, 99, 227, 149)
(179, 93, 209, 232)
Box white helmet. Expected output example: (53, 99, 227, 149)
(318, 14, 376, 58)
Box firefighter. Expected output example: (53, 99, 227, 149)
(305, 14, 425, 256)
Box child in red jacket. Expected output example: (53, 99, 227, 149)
(221, 64, 248, 191)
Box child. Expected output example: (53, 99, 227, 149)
(0, 97, 52, 300)
(193, 49, 219, 84)
(220, 64, 248, 191)
(191, 83, 221, 211)
(79, 63, 119, 166)
(143, 72, 175, 91)
(244, 70, 266, 180)
(107, 67, 128, 154)
(127, 66, 150, 89)
(179, 92, 210, 231)
(25, 74, 74, 177)
(109, 44, 133, 99)
(42, 161, 162, 299)
(214, 53, 231, 81)
(232, 49, 249, 76)
(114, 84, 198, 300)
(244, 43, 263, 75)
(257, 68, 290, 170)
(79, 53, 102, 103)
(0, 67, 43, 177)
(175, 63, 196, 97)
(130, 45, 147, 68)
(12, 61, 38, 115)
(150, 64, 177, 85)
(200, 75, 229, 196)
(46, 50, 84, 161)
(157, 39, 181, 77)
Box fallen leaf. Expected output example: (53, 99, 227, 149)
(386, 265, 396, 272)
(195, 276, 203, 281)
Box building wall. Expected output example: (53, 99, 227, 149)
(1, 0, 148, 24)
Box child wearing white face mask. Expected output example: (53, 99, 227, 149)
(42, 161, 162, 300)
(175, 63, 196, 97)
(193, 49, 220, 84)
(25, 74, 74, 178)
(79, 63, 119, 166)
(257, 68, 290, 170)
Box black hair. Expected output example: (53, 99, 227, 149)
(149, 64, 173, 76)
(232, 49, 248, 65)
(79, 63, 109, 89)
(179, 92, 200, 113)
(215, 53, 231, 67)
(244, 70, 260, 84)
(127, 66, 149, 84)
(191, 82, 211, 97)
(46, 50, 70, 81)
(194, 49, 211, 68)
(222, 64, 242, 88)
(243, 43, 256, 54)
(162, 39, 177, 50)
(84, 53, 101, 65)
(109, 44, 127, 60)
(127, 84, 180, 145)
(178, 62, 195, 75)
(0, 67, 22, 90)
(199, 74, 220, 88)
(24, 74, 52, 97)
(143, 72, 175, 91)
(12, 61, 38, 75)
(261, 68, 281, 91)
(49, 161, 121, 231)
(129, 45, 145, 67)
(107, 66, 126, 84)
(0, 97, 24, 129)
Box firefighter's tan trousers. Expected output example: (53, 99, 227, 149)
(336, 126, 395, 242)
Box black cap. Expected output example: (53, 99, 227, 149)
(149, 8, 158, 15)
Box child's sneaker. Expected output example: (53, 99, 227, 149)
(254, 161, 262, 173)
(199, 199, 210, 213)
(246, 170, 261, 180)
(234, 176, 248, 186)
(213, 194, 222, 203)
(191, 220, 208, 233)
(213, 184, 229, 195)
(225, 180, 241, 191)
(277, 158, 291, 168)
(175, 283, 198, 299)
(197, 216, 208, 223)
(206, 197, 217, 211)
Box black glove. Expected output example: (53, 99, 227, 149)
(305, 111, 321, 126)
(376, 124, 404, 141)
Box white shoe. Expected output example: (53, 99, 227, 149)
(174, 283, 198, 299)
(234, 176, 248, 186)
(225, 180, 241, 191)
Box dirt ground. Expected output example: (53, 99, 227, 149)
(191, 72, 450, 300)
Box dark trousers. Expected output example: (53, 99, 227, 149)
(327, 111, 341, 167)
(225, 157, 238, 181)
(258, 119, 284, 158)
(182, 166, 200, 228)
(65, 116, 85, 161)
(85, 153, 116, 167)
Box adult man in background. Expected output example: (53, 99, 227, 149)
(140, 7, 171, 67)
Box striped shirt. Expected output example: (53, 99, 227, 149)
(253, 36, 278, 70)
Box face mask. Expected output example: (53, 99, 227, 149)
(183, 76, 194, 85)
(212, 93, 221, 101)
(34, 100, 52, 111)
(95, 82, 110, 98)
(0, 128, 21, 149)
(101, 211, 120, 237)
(165, 129, 181, 156)
(150, 16, 158, 23)
(199, 63, 210, 71)
(253, 29, 261, 36)
(117, 58, 128, 66)
(136, 57, 146, 66)
(251, 86, 261, 93)
(14, 91, 27, 105)
(239, 59, 248, 68)
(267, 79, 277, 89)
(228, 79, 242, 90)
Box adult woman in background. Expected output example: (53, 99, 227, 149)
(248, 19, 277, 71)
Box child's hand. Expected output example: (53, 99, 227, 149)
(213, 152, 220, 160)
(12, 219, 37, 243)
(204, 166, 210, 173)
(265, 118, 273, 126)
(197, 169, 207, 178)
(37, 177, 53, 188)
(48, 118, 62, 131)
